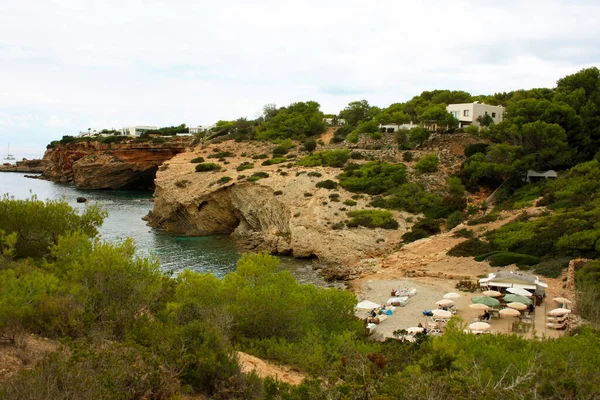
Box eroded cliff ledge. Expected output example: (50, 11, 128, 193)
(147, 141, 413, 266)
(42, 139, 190, 190)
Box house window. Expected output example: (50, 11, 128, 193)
(450, 111, 459, 119)
(491, 112, 496, 118)
(464, 110, 470, 117)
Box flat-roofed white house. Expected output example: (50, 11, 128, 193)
(379, 121, 419, 132)
(189, 124, 216, 134)
(324, 117, 347, 126)
(120, 126, 159, 137)
(446, 102, 505, 128)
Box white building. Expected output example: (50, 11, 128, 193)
(379, 121, 418, 132)
(324, 118, 347, 126)
(446, 102, 505, 128)
(120, 126, 158, 137)
(189, 124, 216, 134)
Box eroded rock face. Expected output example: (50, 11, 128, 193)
(148, 142, 412, 265)
(42, 139, 190, 189)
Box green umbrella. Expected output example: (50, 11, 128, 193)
(503, 294, 532, 305)
(472, 296, 500, 307)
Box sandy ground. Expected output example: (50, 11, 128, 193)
(237, 351, 305, 385)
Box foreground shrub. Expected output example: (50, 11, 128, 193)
(315, 180, 338, 189)
(296, 150, 350, 168)
(338, 162, 407, 195)
(195, 163, 221, 172)
(347, 210, 398, 229)
(190, 157, 205, 163)
(415, 154, 439, 173)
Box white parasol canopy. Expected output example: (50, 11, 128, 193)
(549, 308, 572, 316)
(507, 302, 528, 311)
(506, 287, 533, 296)
(406, 326, 425, 334)
(443, 292, 461, 299)
(482, 290, 502, 297)
(468, 321, 491, 331)
(431, 309, 452, 318)
(435, 299, 454, 306)
(469, 303, 489, 310)
(553, 297, 572, 305)
(356, 300, 381, 309)
(499, 308, 521, 317)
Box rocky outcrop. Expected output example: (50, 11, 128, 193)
(147, 141, 412, 265)
(42, 139, 190, 189)
(0, 159, 50, 173)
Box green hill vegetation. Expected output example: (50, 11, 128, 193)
(1, 196, 600, 399)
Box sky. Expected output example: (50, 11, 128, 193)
(1, 0, 600, 160)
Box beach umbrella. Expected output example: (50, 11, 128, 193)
(443, 292, 461, 299)
(549, 308, 572, 316)
(431, 309, 452, 318)
(506, 287, 533, 296)
(406, 326, 425, 334)
(469, 303, 489, 310)
(468, 322, 491, 331)
(482, 290, 502, 297)
(503, 294, 532, 305)
(553, 297, 572, 305)
(472, 296, 500, 307)
(499, 308, 521, 317)
(507, 302, 528, 311)
(356, 300, 380, 309)
(435, 299, 454, 306)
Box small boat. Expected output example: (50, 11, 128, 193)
(4, 143, 15, 161)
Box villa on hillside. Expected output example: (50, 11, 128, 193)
(446, 102, 505, 128)
(120, 126, 159, 137)
(189, 124, 216, 134)
(324, 117, 347, 126)
(525, 169, 558, 183)
(378, 121, 418, 132)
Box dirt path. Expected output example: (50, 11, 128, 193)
(319, 127, 337, 145)
(237, 351, 306, 385)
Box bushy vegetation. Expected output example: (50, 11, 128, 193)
(338, 162, 407, 195)
(190, 156, 205, 163)
(256, 101, 326, 140)
(195, 163, 222, 172)
(414, 154, 439, 173)
(236, 161, 254, 171)
(315, 179, 338, 189)
(401, 218, 441, 243)
(296, 149, 350, 168)
(346, 210, 399, 229)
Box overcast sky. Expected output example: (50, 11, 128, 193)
(1, 0, 599, 159)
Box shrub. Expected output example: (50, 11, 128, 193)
(252, 154, 269, 159)
(533, 257, 572, 278)
(272, 146, 288, 156)
(402, 151, 414, 162)
(274, 190, 283, 196)
(304, 192, 313, 197)
(347, 210, 398, 229)
(302, 140, 317, 153)
(190, 157, 205, 163)
(261, 157, 287, 166)
(408, 126, 431, 146)
(297, 150, 350, 168)
(453, 229, 475, 239)
(343, 200, 357, 206)
(217, 176, 232, 184)
(486, 252, 541, 267)
(446, 211, 465, 230)
(174, 180, 189, 188)
(338, 162, 407, 195)
(329, 194, 340, 202)
(371, 132, 383, 140)
(447, 238, 494, 257)
(307, 171, 322, 177)
(251, 172, 269, 179)
(415, 154, 439, 173)
(332, 222, 345, 230)
(464, 143, 490, 157)
(236, 162, 254, 171)
(195, 163, 221, 172)
(208, 151, 235, 159)
(316, 180, 338, 189)
(402, 218, 441, 243)
(350, 151, 364, 160)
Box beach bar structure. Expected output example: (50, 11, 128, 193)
(478, 271, 547, 298)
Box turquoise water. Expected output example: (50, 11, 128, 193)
(0, 172, 327, 284)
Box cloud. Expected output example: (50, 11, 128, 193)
(0, 0, 599, 158)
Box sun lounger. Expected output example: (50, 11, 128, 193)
(546, 321, 568, 330)
(546, 315, 569, 323)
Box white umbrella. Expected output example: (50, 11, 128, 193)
(468, 322, 491, 331)
(507, 302, 528, 311)
(482, 290, 502, 297)
(435, 299, 454, 306)
(469, 303, 489, 310)
(499, 308, 521, 317)
(431, 309, 452, 318)
(553, 297, 572, 305)
(443, 292, 461, 299)
(356, 300, 380, 309)
(406, 326, 425, 334)
(506, 287, 532, 296)
(549, 308, 572, 316)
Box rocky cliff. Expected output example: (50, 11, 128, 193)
(0, 158, 50, 173)
(147, 140, 413, 267)
(42, 139, 190, 189)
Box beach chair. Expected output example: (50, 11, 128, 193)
(546, 320, 568, 330)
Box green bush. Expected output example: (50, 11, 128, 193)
(315, 180, 338, 189)
(190, 157, 205, 163)
(208, 151, 235, 159)
(402, 218, 441, 243)
(447, 238, 494, 257)
(272, 146, 288, 156)
(274, 190, 283, 196)
(533, 257, 572, 278)
(307, 171, 322, 177)
(464, 143, 490, 157)
(453, 228, 475, 239)
(402, 151, 413, 162)
(297, 150, 350, 168)
(347, 210, 398, 229)
(217, 176, 232, 184)
(252, 154, 269, 159)
(486, 252, 541, 267)
(338, 162, 407, 195)
(195, 163, 221, 172)
(261, 157, 287, 166)
(302, 140, 317, 152)
(304, 192, 313, 197)
(446, 211, 465, 230)
(415, 154, 439, 173)
(350, 151, 364, 160)
(329, 193, 340, 202)
(343, 199, 357, 206)
(236, 162, 254, 171)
